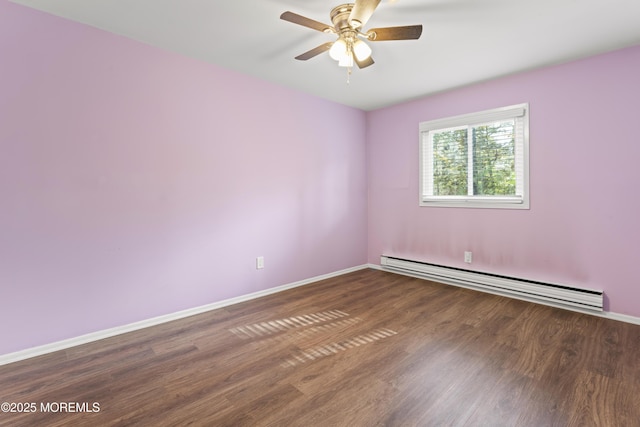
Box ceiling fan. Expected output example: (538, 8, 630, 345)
(280, 0, 422, 70)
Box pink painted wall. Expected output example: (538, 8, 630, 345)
(367, 44, 640, 316)
(0, 1, 367, 355)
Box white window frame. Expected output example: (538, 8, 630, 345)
(419, 103, 529, 209)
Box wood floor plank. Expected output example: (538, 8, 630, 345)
(1, 269, 639, 426)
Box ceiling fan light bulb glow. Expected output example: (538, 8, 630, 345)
(338, 53, 354, 67)
(353, 39, 372, 61)
(329, 38, 348, 61)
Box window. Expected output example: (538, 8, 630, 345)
(419, 103, 529, 209)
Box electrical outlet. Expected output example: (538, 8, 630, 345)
(256, 256, 264, 269)
(464, 251, 472, 263)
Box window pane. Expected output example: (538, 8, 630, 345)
(472, 120, 516, 196)
(432, 128, 468, 196)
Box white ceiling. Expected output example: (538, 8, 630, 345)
(11, 0, 640, 111)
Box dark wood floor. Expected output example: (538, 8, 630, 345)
(1, 269, 639, 426)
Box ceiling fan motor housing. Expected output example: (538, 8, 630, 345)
(331, 4, 356, 31)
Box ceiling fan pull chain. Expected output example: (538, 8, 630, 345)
(347, 66, 352, 84)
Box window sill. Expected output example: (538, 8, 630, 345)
(420, 196, 529, 209)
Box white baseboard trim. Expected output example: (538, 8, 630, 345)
(373, 263, 640, 326)
(599, 311, 640, 326)
(0, 264, 369, 366)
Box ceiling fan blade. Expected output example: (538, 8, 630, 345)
(355, 55, 375, 69)
(280, 11, 334, 33)
(367, 25, 423, 41)
(295, 42, 334, 61)
(349, 0, 381, 29)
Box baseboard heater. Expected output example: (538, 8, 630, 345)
(380, 256, 603, 312)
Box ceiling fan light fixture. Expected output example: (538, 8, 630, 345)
(353, 39, 372, 61)
(329, 38, 348, 61)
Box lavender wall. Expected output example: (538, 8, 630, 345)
(367, 45, 640, 317)
(0, 1, 367, 356)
